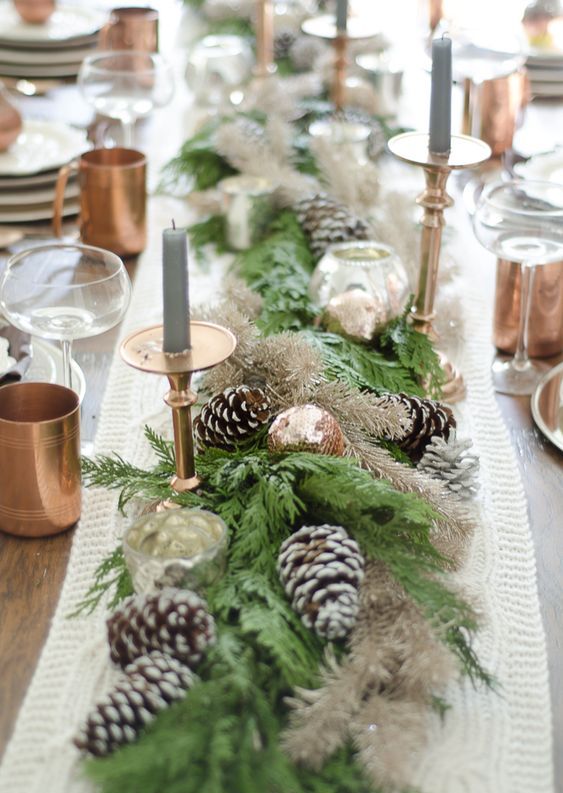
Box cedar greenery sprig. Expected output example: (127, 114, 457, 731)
(162, 120, 236, 191)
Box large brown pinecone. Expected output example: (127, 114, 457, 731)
(376, 392, 456, 461)
(293, 192, 370, 259)
(278, 524, 364, 641)
(193, 385, 271, 450)
(74, 651, 194, 757)
(107, 588, 216, 669)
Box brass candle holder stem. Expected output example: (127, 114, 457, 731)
(388, 132, 491, 402)
(332, 34, 347, 112)
(255, 0, 275, 78)
(121, 322, 237, 497)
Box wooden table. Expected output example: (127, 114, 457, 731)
(0, 27, 562, 793)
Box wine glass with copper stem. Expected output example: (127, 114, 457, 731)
(473, 179, 563, 395)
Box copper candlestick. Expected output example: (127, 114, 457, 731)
(255, 0, 276, 78)
(387, 132, 491, 402)
(301, 15, 380, 112)
(121, 322, 236, 493)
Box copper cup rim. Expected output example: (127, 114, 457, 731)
(0, 382, 79, 425)
(110, 6, 159, 20)
(80, 147, 147, 169)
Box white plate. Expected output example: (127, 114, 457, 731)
(0, 168, 59, 189)
(0, 43, 96, 65)
(0, 61, 82, 77)
(301, 14, 381, 40)
(26, 337, 86, 402)
(530, 81, 563, 97)
(0, 197, 78, 222)
(514, 149, 563, 184)
(0, 2, 105, 45)
(0, 120, 90, 176)
(0, 180, 79, 206)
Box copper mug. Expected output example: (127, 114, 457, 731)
(0, 382, 81, 538)
(100, 6, 159, 52)
(462, 69, 529, 157)
(494, 258, 563, 358)
(53, 147, 147, 257)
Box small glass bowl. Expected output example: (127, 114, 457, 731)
(123, 507, 228, 595)
(309, 239, 410, 317)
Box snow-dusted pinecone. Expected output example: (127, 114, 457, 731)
(293, 192, 370, 259)
(376, 392, 456, 461)
(418, 435, 480, 499)
(107, 588, 216, 669)
(194, 385, 272, 450)
(334, 108, 387, 160)
(289, 34, 327, 71)
(278, 524, 364, 641)
(274, 29, 297, 60)
(74, 651, 194, 757)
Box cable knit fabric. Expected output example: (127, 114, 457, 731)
(0, 194, 554, 792)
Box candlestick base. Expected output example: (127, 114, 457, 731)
(388, 131, 491, 404)
(121, 321, 237, 501)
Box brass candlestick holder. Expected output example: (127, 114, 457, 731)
(255, 0, 276, 78)
(387, 131, 491, 402)
(121, 322, 237, 493)
(301, 15, 380, 111)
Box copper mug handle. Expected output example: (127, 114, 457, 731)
(53, 159, 78, 238)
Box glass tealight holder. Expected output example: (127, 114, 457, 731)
(308, 118, 371, 165)
(123, 508, 228, 595)
(309, 239, 410, 316)
(185, 35, 253, 110)
(219, 175, 276, 251)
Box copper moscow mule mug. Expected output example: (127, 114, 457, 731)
(100, 6, 159, 52)
(53, 147, 147, 257)
(494, 258, 563, 358)
(0, 382, 81, 538)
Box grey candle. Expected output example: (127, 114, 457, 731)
(162, 225, 191, 353)
(336, 0, 348, 32)
(429, 36, 452, 154)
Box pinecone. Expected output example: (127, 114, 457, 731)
(289, 35, 327, 71)
(274, 29, 296, 60)
(278, 524, 364, 641)
(194, 385, 271, 450)
(418, 435, 480, 500)
(107, 588, 216, 669)
(293, 192, 370, 260)
(375, 392, 456, 462)
(334, 109, 387, 160)
(74, 651, 194, 756)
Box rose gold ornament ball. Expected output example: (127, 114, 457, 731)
(322, 288, 388, 343)
(268, 404, 345, 456)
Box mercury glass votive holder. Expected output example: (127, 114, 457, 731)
(308, 118, 371, 164)
(123, 508, 228, 595)
(185, 35, 253, 109)
(309, 240, 410, 316)
(356, 52, 404, 117)
(219, 174, 275, 251)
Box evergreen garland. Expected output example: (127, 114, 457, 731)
(81, 429, 491, 792)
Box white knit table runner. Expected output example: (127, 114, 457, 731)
(0, 191, 554, 793)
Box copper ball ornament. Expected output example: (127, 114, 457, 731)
(13, 0, 55, 24)
(322, 288, 388, 342)
(268, 404, 345, 456)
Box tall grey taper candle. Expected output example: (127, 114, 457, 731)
(336, 0, 348, 32)
(429, 36, 452, 154)
(162, 225, 191, 353)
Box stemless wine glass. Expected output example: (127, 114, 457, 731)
(473, 179, 563, 395)
(0, 244, 131, 392)
(78, 51, 174, 147)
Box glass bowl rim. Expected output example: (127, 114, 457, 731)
(478, 178, 563, 219)
(79, 50, 170, 78)
(4, 243, 127, 288)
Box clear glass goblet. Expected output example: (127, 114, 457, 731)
(473, 179, 563, 395)
(78, 50, 174, 148)
(0, 243, 131, 392)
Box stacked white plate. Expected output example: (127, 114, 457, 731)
(0, 119, 91, 223)
(0, 1, 106, 80)
(526, 20, 563, 98)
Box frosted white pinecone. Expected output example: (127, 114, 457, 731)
(418, 435, 480, 499)
(74, 651, 194, 756)
(289, 35, 327, 71)
(278, 524, 365, 641)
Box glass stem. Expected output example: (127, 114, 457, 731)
(513, 262, 535, 372)
(121, 118, 135, 148)
(61, 339, 73, 390)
